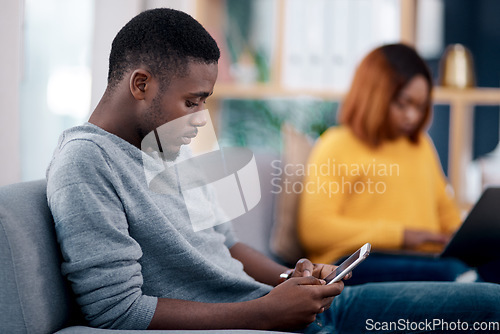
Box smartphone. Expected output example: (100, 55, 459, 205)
(324, 243, 371, 284)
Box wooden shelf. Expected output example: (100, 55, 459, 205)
(434, 87, 500, 206)
(212, 83, 346, 100)
(433, 87, 500, 105)
(214, 84, 500, 104)
(197, 0, 500, 207)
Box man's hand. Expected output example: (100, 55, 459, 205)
(275, 257, 351, 325)
(291, 258, 352, 281)
(260, 276, 344, 330)
(149, 253, 347, 331)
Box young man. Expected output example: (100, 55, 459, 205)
(47, 8, 500, 333)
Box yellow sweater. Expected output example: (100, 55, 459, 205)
(297, 126, 461, 264)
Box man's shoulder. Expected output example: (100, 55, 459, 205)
(58, 123, 115, 151)
(50, 125, 112, 166)
(46, 124, 123, 187)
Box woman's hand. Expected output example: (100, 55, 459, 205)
(403, 229, 450, 249)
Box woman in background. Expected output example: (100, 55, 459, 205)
(297, 43, 473, 285)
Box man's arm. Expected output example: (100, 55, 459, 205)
(47, 140, 158, 329)
(229, 242, 343, 285)
(148, 243, 345, 331)
(229, 242, 290, 286)
(148, 276, 343, 331)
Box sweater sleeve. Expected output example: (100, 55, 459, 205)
(297, 130, 404, 264)
(47, 140, 157, 329)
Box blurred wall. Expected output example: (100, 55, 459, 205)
(0, 1, 22, 186)
(90, 0, 195, 110)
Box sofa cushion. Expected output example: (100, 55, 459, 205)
(231, 152, 280, 260)
(270, 124, 314, 265)
(0, 180, 82, 334)
(0, 180, 290, 334)
(56, 326, 288, 333)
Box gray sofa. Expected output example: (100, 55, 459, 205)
(0, 154, 285, 334)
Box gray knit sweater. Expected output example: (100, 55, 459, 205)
(46, 123, 272, 330)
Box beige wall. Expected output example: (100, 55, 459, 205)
(0, 0, 196, 186)
(0, 0, 22, 186)
(90, 0, 143, 111)
(91, 0, 196, 110)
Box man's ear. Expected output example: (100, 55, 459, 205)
(130, 69, 153, 100)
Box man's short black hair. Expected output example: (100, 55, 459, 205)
(108, 8, 220, 90)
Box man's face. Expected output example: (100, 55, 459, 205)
(140, 62, 218, 160)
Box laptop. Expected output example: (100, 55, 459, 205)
(440, 187, 500, 267)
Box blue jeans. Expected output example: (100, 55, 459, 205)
(335, 253, 473, 285)
(304, 282, 500, 333)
